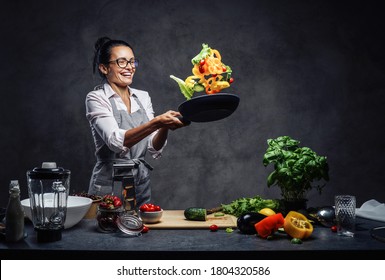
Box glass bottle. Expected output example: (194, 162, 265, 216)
(5, 180, 25, 242)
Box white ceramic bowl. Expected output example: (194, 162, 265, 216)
(21, 195, 92, 229)
(138, 209, 163, 224)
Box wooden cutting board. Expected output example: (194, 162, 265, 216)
(144, 210, 237, 229)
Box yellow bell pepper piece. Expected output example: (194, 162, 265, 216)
(284, 211, 313, 240)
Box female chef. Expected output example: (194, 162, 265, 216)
(86, 37, 185, 207)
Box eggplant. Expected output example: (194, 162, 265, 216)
(237, 212, 267, 234)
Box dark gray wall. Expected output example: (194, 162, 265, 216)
(1, 0, 384, 210)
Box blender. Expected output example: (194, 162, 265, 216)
(26, 162, 70, 242)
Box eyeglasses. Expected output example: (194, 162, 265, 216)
(108, 57, 139, 69)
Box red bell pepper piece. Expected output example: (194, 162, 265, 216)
(254, 213, 285, 238)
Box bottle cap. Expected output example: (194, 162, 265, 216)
(9, 180, 20, 190)
(42, 162, 57, 169)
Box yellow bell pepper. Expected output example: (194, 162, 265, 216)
(284, 211, 313, 239)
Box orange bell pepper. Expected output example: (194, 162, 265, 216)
(254, 213, 285, 238)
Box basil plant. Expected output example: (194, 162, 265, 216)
(263, 136, 329, 201)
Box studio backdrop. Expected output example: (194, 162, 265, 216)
(1, 0, 384, 209)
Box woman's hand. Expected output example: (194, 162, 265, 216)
(156, 110, 186, 130)
(151, 110, 186, 151)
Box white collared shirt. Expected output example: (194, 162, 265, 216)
(85, 83, 165, 158)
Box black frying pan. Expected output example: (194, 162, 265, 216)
(177, 93, 240, 125)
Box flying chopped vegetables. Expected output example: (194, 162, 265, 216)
(170, 43, 234, 99)
(221, 196, 280, 218)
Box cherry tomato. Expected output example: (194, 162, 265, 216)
(229, 77, 234, 84)
(140, 204, 150, 212)
(141, 226, 149, 233)
(222, 66, 227, 72)
(140, 203, 162, 212)
(331, 225, 337, 232)
(209, 224, 219, 232)
(199, 59, 206, 66)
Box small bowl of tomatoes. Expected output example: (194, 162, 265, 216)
(138, 203, 163, 224)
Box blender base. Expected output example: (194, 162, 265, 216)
(35, 228, 62, 243)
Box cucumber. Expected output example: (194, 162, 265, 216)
(184, 207, 207, 221)
(193, 83, 205, 92)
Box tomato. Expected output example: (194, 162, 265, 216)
(147, 204, 155, 212)
(209, 224, 219, 232)
(331, 225, 337, 232)
(199, 65, 205, 74)
(141, 226, 149, 233)
(229, 77, 234, 84)
(199, 59, 206, 66)
(113, 199, 122, 207)
(140, 204, 150, 212)
(140, 203, 162, 212)
(222, 66, 227, 72)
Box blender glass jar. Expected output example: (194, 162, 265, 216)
(26, 162, 70, 242)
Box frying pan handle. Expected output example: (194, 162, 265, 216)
(177, 116, 191, 126)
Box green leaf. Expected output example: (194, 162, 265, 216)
(170, 75, 194, 100)
(191, 43, 211, 65)
(263, 150, 281, 166)
(267, 170, 277, 187)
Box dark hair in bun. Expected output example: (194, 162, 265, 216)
(93, 36, 134, 78)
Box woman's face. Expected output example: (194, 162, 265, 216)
(100, 45, 136, 88)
